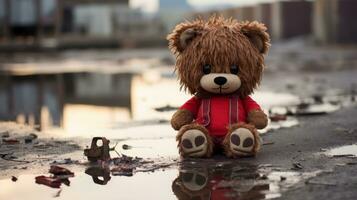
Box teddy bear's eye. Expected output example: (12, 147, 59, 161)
(202, 64, 211, 74)
(230, 65, 239, 74)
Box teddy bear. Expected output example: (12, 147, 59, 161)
(167, 16, 270, 158)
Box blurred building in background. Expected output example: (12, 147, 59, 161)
(314, 0, 357, 44)
(158, 0, 192, 32)
(188, 0, 357, 44)
(0, 0, 166, 50)
(271, 0, 312, 40)
(1, 0, 357, 51)
(254, 3, 272, 35)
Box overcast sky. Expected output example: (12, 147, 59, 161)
(131, 0, 277, 13)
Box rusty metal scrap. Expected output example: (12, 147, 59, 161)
(84, 137, 111, 162)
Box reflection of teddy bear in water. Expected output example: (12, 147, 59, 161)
(172, 164, 268, 200)
(167, 16, 270, 158)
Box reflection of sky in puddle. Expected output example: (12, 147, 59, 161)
(326, 144, 357, 157)
(0, 170, 178, 200)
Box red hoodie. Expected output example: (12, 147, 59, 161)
(180, 95, 261, 137)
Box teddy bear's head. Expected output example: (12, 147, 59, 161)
(167, 16, 270, 98)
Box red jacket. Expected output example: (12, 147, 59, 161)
(180, 95, 261, 137)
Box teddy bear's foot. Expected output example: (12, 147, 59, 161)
(223, 123, 261, 158)
(176, 124, 213, 158)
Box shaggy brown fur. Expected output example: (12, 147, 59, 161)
(171, 108, 194, 130)
(222, 123, 261, 158)
(167, 16, 270, 98)
(247, 109, 268, 129)
(176, 124, 213, 158)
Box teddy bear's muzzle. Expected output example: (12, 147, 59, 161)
(200, 73, 241, 94)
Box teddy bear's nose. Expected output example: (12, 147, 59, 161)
(214, 76, 227, 86)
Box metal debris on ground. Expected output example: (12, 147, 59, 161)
(11, 176, 18, 182)
(84, 137, 111, 162)
(292, 162, 303, 170)
(49, 165, 75, 177)
(82, 137, 176, 179)
(35, 176, 62, 188)
(35, 166, 75, 188)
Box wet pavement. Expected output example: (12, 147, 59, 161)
(1, 45, 357, 200)
(1, 104, 357, 200)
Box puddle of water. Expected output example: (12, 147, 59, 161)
(172, 162, 320, 200)
(117, 137, 178, 159)
(0, 161, 320, 200)
(0, 170, 179, 200)
(326, 144, 357, 157)
(264, 171, 320, 199)
(261, 117, 299, 134)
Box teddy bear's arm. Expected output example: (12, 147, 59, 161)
(171, 97, 200, 130)
(171, 109, 194, 130)
(243, 96, 268, 129)
(247, 109, 268, 129)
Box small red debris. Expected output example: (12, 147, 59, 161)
(49, 165, 74, 177)
(2, 138, 20, 145)
(269, 114, 287, 122)
(35, 176, 61, 188)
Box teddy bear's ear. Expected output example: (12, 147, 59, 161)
(167, 21, 204, 54)
(240, 21, 270, 54)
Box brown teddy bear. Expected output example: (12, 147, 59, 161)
(167, 16, 270, 158)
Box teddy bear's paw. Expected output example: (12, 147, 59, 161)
(228, 128, 256, 157)
(180, 129, 209, 158)
(180, 169, 208, 192)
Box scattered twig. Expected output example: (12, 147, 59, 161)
(346, 162, 357, 165)
(332, 154, 355, 158)
(292, 162, 303, 170)
(53, 189, 62, 198)
(306, 180, 336, 186)
(263, 142, 275, 145)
